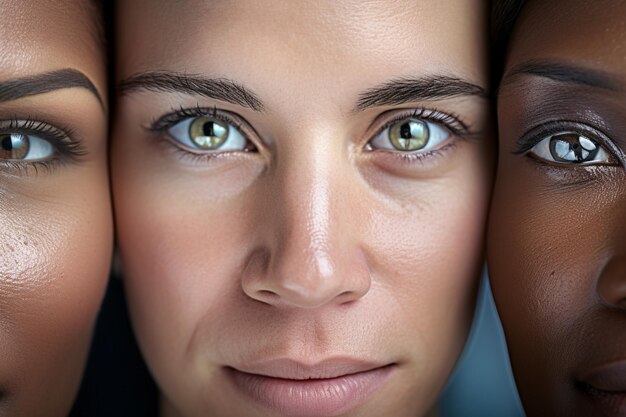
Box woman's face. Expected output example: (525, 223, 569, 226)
(0, 0, 111, 416)
(489, 1, 626, 416)
(113, 1, 492, 416)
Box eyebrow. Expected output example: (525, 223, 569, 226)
(354, 76, 488, 111)
(119, 71, 264, 111)
(502, 60, 621, 91)
(0, 69, 103, 107)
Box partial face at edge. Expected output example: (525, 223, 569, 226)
(489, 1, 626, 416)
(0, 0, 111, 416)
(113, 1, 493, 416)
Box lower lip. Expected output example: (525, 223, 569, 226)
(583, 385, 626, 417)
(227, 365, 394, 417)
(580, 361, 626, 416)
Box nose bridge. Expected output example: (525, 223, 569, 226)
(241, 133, 370, 308)
(272, 143, 341, 303)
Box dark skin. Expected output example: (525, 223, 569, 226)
(488, 0, 626, 416)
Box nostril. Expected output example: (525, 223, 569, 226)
(597, 256, 626, 310)
(336, 291, 360, 305)
(252, 289, 280, 305)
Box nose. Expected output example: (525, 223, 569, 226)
(241, 145, 371, 309)
(597, 255, 626, 309)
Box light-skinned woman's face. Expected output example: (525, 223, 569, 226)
(489, 0, 626, 416)
(0, 0, 111, 416)
(113, 1, 492, 416)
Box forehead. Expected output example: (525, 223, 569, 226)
(506, 0, 626, 74)
(0, 0, 103, 88)
(117, 0, 488, 85)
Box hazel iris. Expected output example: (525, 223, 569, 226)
(389, 119, 429, 151)
(189, 117, 229, 150)
(0, 134, 30, 159)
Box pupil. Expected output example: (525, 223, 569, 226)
(1, 136, 13, 151)
(203, 122, 215, 137)
(400, 123, 412, 139)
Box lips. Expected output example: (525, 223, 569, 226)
(226, 358, 395, 417)
(579, 361, 626, 416)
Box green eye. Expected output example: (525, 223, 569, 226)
(189, 117, 229, 150)
(389, 119, 429, 151)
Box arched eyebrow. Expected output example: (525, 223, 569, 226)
(354, 76, 488, 111)
(501, 60, 621, 91)
(118, 71, 264, 112)
(0, 69, 103, 107)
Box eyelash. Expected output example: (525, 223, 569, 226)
(0, 118, 86, 175)
(149, 105, 471, 165)
(513, 120, 623, 165)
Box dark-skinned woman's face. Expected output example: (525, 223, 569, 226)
(489, 0, 626, 416)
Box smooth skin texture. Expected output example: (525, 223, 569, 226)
(489, 1, 626, 416)
(0, 0, 111, 416)
(113, 1, 493, 416)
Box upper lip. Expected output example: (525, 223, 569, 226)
(228, 357, 391, 380)
(579, 360, 626, 393)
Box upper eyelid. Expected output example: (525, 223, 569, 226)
(514, 120, 616, 153)
(149, 107, 239, 130)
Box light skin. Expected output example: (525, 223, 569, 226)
(0, 0, 111, 416)
(489, 0, 626, 416)
(113, 1, 493, 416)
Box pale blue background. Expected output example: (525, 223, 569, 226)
(439, 272, 525, 417)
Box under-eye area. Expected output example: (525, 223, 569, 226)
(0, 117, 86, 175)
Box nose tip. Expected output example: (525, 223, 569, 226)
(597, 256, 626, 309)
(241, 248, 371, 309)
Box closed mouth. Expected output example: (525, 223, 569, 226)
(225, 359, 396, 417)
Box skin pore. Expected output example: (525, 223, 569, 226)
(113, 1, 493, 416)
(0, 0, 111, 416)
(489, 1, 626, 416)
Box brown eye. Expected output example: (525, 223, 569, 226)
(0, 134, 30, 159)
(528, 131, 616, 165)
(389, 119, 429, 151)
(189, 117, 229, 150)
(549, 133, 598, 163)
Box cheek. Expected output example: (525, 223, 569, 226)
(358, 144, 492, 388)
(0, 166, 111, 414)
(488, 156, 622, 380)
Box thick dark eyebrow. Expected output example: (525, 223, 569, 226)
(502, 60, 621, 91)
(354, 76, 488, 111)
(0, 69, 103, 107)
(119, 71, 264, 112)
